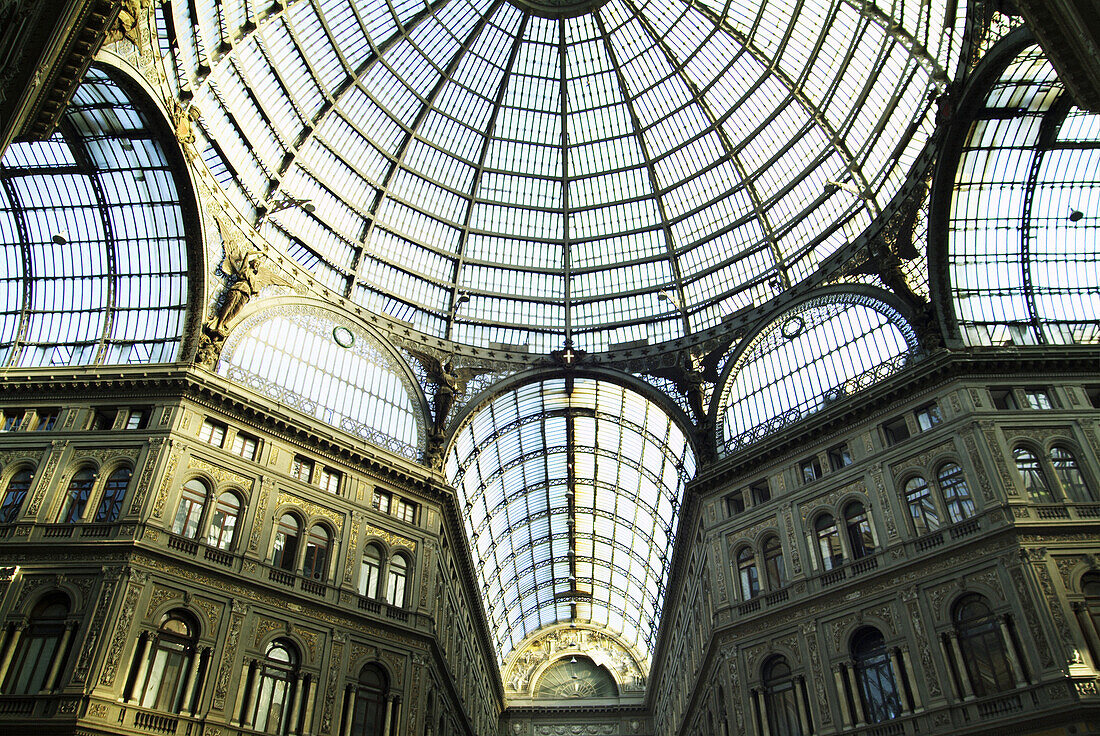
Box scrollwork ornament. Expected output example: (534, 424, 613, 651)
(362, 524, 415, 552)
(151, 450, 181, 518)
(99, 580, 145, 686)
(212, 606, 246, 710)
(26, 441, 69, 517)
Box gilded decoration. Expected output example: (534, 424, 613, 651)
(1034, 561, 1075, 660)
(147, 585, 183, 619)
(212, 606, 246, 710)
(362, 524, 415, 552)
(151, 450, 181, 518)
(979, 421, 1018, 497)
(190, 456, 251, 490)
(129, 438, 165, 512)
(381, 649, 406, 686)
(0, 448, 41, 468)
(783, 506, 802, 574)
(26, 441, 69, 517)
(277, 491, 344, 532)
(417, 542, 432, 610)
(194, 597, 222, 631)
(344, 515, 362, 584)
(901, 587, 941, 698)
(321, 639, 344, 733)
(803, 625, 830, 726)
(534, 726, 617, 735)
(254, 616, 288, 647)
(503, 625, 646, 694)
(14, 576, 50, 609)
(350, 642, 378, 670)
(72, 572, 117, 684)
(888, 439, 957, 480)
(99, 580, 145, 686)
(73, 446, 141, 467)
(727, 514, 781, 549)
(248, 478, 273, 552)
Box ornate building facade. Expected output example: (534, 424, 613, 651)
(0, 2, 1097, 736)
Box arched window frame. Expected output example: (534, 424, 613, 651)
(0, 464, 35, 524)
(206, 490, 244, 551)
(386, 553, 410, 608)
(93, 464, 133, 523)
(843, 500, 877, 560)
(736, 545, 760, 600)
(760, 655, 805, 736)
(58, 465, 97, 523)
(2, 592, 75, 695)
(1013, 445, 1054, 503)
(902, 474, 941, 535)
(271, 512, 303, 572)
(302, 523, 333, 581)
(850, 627, 901, 723)
(171, 478, 210, 539)
(250, 638, 301, 735)
(761, 535, 786, 591)
(936, 462, 976, 524)
(359, 543, 384, 600)
(952, 594, 1018, 698)
(1050, 445, 1095, 502)
(814, 513, 844, 571)
(130, 610, 202, 714)
(349, 662, 389, 736)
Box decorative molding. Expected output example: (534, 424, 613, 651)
(362, 524, 415, 552)
(344, 515, 361, 585)
(128, 438, 165, 512)
(26, 441, 69, 517)
(212, 605, 246, 710)
(321, 638, 344, 733)
(248, 478, 273, 553)
(277, 491, 344, 532)
(151, 450, 181, 518)
(99, 579, 146, 686)
(190, 456, 251, 489)
(71, 573, 116, 684)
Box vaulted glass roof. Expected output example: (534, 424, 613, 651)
(160, 0, 967, 353)
(445, 378, 694, 663)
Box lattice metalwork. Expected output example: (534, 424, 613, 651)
(0, 67, 190, 367)
(949, 44, 1100, 346)
(445, 377, 695, 665)
(717, 293, 919, 454)
(219, 306, 424, 458)
(157, 0, 968, 353)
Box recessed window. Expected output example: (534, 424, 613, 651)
(1087, 385, 1100, 409)
(915, 403, 942, 431)
(1024, 388, 1054, 410)
(230, 432, 258, 460)
(319, 468, 341, 494)
(91, 409, 116, 430)
(1, 410, 23, 432)
(882, 416, 910, 446)
(198, 419, 227, 447)
(395, 499, 417, 524)
(990, 389, 1018, 411)
(290, 455, 313, 482)
(725, 491, 746, 517)
(33, 410, 59, 431)
(828, 444, 853, 471)
(125, 409, 149, 430)
(749, 481, 770, 505)
(799, 457, 822, 484)
(372, 490, 391, 514)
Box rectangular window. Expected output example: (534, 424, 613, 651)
(0, 411, 22, 432)
(828, 444, 853, 471)
(800, 457, 822, 484)
(990, 388, 1018, 411)
(749, 480, 770, 505)
(319, 468, 341, 494)
(35, 410, 59, 431)
(725, 491, 745, 517)
(395, 499, 417, 524)
(291, 455, 313, 482)
(125, 409, 149, 430)
(91, 409, 116, 430)
(199, 419, 227, 446)
(372, 490, 391, 514)
(882, 416, 910, 445)
(230, 432, 258, 460)
(915, 403, 942, 431)
(1025, 388, 1053, 410)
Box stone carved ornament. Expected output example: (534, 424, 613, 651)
(503, 625, 645, 695)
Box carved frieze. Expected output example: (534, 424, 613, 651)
(99, 579, 146, 686)
(344, 515, 362, 585)
(889, 440, 956, 480)
(190, 456, 251, 489)
(321, 638, 344, 734)
(248, 478, 273, 552)
(128, 438, 165, 512)
(277, 491, 344, 532)
(212, 605, 246, 710)
(799, 479, 867, 524)
(26, 441, 69, 517)
(362, 523, 415, 552)
(1010, 568, 1055, 669)
(151, 451, 181, 518)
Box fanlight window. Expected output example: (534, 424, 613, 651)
(219, 307, 421, 459)
(0, 66, 190, 367)
(718, 294, 919, 454)
(533, 657, 618, 699)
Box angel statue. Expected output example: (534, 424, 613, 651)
(210, 249, 263, 338)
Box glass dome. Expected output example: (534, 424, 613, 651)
(160, 0, 967, 353)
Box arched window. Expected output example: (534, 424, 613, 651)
(815, 514, 843, 571)
(302, 525, 330, 580)
(762, 656, 802, 736)
(94, 466, 132, 523)
(0, 467, 33, 523)
(386, 555, 408, 608)
(3, 594, 71, 694)
(737, 546, 760, 600)
(207, 492, 241, 550)
(137, 613, 198, 712)
(937, 464, 975, 524)
(351, 663, 388, 735)
(762, 536, 785, 590)
(1014, 447, 1053, 502)
(844, 501, 876, 559)
(903, 476, 940, 534)
(272, 514, 300, 571)
(60, 467, 95, 523)
(1082, 573, 1100, 667)
(172, 479, 207, 538)
(851, 627, 900, 723)
(253, 639, 299, 734)
(1051, 446, 1093, 502)
(359, 545, 383, 599)
(954, 594, 1014, 697)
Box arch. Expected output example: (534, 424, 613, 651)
(849, 626, 901, 723)
(302, 523, 333, 580)
(735, 545, 760, 601)
(813, 512, 843, 572)
(58, 465, 96, 523)
(843, 500, 876, 560)
(2, 592, 72, 694)
(532, 656, 618, 699)
(0, 64, 197, 367)
(358, 543, 385, 599)
(218, 301, 427, 460)
(251, 637, 301, 734)
(901, 474, 941, 535)
(93, 464, 133, 523)
(761, 535, 786, 591)
(936, 462, 976, 524)
(1013, 445, 1054, 502)
(206, 490, 244, 550)
(171, 478, 210, 539)
(0, 464, 34, 523)
(385, 552, 410, 608)
(134, 609, 201, 713)
(351, 662, 390, 735)
(271, 512, 303, 571)
(1050, 445, 1094, 502)
(952, 593, 1015, 697)
(761, 655, 801, 736)
(715, 289, 921, 455)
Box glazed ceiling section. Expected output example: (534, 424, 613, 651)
(163, 0, 965, 353)
(445, 378, 695, 664)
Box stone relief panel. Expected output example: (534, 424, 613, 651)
(503, 625, 646, 695)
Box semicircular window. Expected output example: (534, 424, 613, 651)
(718, 293, 919, 454)
(0, 66, 190, 367)
(948, 43, 1100, 346)
(445, 378, 695, 667)
(218, 306, 423, 459)
(533, 656, 618, 699)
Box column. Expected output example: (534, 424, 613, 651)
(132, 634, 158, 705)
(944, 632, 975, 700)
(998, 616, 1027, 687)
(244, 664, 263, 727)
(41, 621, 75, 692)
(794, 676, 811, 735)
(122, 633, 150, 702)
(341, 686, 356, 736)
(0, 624, 26, 685)
(231, 660, 254, 725)
(832, 666, 852, 728)
(899, 647, 924, 711)
(1073, 603, 1100, 668)
(382, 693, 395, 736)
(888, 649, 911, 714)
(752, 688, 771, 736)
(844, 662, 866, 725)
(180, 647, 205, 716)
(288, 673, 304, 735)
(300, 676, 316, 736)
(390, 697, 402, 736)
